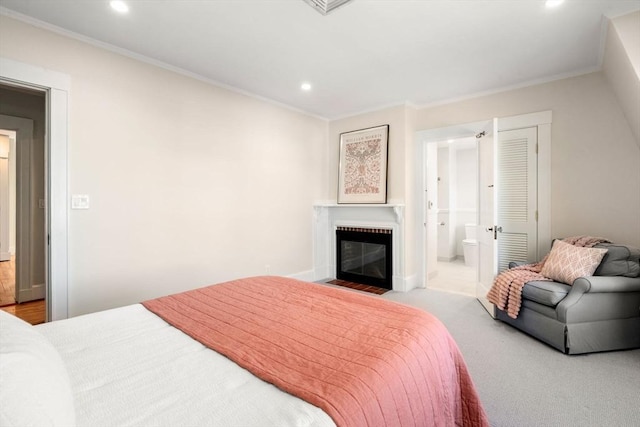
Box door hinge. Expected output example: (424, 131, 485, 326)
(535, 143, 539, 154)
(535, 211, 538, 222)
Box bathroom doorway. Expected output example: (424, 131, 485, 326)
(416, 111, 552, 309)
(426, 136, 478, 296)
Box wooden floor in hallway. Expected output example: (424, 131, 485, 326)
(0, 256, 46, 325)
(1, 299, 46, 325)
(0, 256, 16, 306)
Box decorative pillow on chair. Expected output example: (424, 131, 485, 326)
(540, 239, 608, 285)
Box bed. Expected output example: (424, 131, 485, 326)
(0, 276, 488, 427)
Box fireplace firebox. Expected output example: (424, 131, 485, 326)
(336, 227, 392, 289)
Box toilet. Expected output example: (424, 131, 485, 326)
(462, 224, 478, 268)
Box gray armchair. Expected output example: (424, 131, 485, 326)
(495, 243, 640, 354)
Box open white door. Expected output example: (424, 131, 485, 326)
(425, 143, 438, 281)
(476, 119, 542, 317)
(476, 120, 497, 316)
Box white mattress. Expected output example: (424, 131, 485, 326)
(36, 304, 335, 427)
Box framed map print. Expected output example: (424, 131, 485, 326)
(337, 125, 389, 204)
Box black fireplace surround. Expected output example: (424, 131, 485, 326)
(336, 227, 392, 289)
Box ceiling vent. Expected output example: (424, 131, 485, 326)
(303, 0, 354, 15)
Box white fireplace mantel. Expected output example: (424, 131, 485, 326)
(312, 203, 411, 292)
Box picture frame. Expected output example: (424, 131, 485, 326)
(337, 124, 389, 204)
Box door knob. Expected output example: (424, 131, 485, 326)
(486, 226, 502, 239)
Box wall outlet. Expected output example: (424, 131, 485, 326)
(265, 265, 271, 274)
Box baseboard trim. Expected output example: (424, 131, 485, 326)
(17, 283, 45, 303)
(287, 270, 315, 282)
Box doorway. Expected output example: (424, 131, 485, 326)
(424, 136, 478, 297)
(0, 57, 70, 322)
(0, 84, 47, 324)
(416, 111, 552, 311)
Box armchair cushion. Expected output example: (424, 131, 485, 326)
(593, 243, 640, 277)
(540, 240, 607, 285)
(522, 280, 571, 307)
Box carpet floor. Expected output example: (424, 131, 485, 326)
(383, 288, 640, 427)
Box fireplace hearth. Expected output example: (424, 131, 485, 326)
(336, 227, 392, 290)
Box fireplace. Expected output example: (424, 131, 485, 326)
(336, 226, 392, 289)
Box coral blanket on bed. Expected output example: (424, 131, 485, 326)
(143, 276, 488, 427)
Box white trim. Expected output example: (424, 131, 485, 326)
(17, 282, 45, 302)
(497, 110, 553, 130)
(0, 57, 69, 92)
(48, 87, 69, 320)
(0, 57, 69, 321)
(312, 204, 413, 292)
(415, 120, 490, 290)
(536, 123, 552, 258)
(286, 269, 315, 282)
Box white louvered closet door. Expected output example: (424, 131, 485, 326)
(497, 127, 538, 272)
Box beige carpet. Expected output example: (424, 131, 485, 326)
(383, 288, 640, 427)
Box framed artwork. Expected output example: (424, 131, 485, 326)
(338, 125, 389, 204)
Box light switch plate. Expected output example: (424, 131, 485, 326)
(71, 194, 90, 209)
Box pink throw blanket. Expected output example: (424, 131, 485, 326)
(487, 262, 549, 319)
(487, 236, 610, 318)
(143, 276, 489, 427)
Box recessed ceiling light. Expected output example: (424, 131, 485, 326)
(545, 0, 565, 8)
(301, 82, 312, 91)
(110, 0, 129, 14)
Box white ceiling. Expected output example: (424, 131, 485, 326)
(1, 0, 638, 120)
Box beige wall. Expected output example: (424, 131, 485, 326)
(328, 105, 408, 203)
(603, 11, 640, 146)
(612, 11, 640, 76)
(0, 16, 329, 316)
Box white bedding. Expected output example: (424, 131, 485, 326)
(36, 304, 335, 427)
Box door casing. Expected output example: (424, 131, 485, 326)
(0, 57, 70, 321)
(415, 111, 551, 298)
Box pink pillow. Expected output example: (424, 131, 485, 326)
(540, 240, 608, 285)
